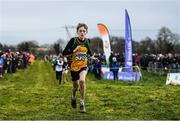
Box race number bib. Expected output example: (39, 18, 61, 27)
(75, 54, 86, 61)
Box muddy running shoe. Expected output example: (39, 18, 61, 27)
(71, 97, 77, 108)
(80, 103, 86, 113)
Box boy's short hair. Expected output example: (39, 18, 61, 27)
(77, 23, 88, 32)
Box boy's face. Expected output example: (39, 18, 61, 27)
(77, 26, 87, 40)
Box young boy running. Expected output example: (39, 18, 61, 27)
(63, 23, 96, 113)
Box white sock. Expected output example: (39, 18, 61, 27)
(72, 96, 76, 100)
(80, 99, 84, 105)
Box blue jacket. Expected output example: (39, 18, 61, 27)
(111, 61, 119, 72)
(0, 57, 4, 66)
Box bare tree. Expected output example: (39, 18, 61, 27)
(90, 37, 103, 54)
(17, 40, 39, 53)
(156, 27, 178, 54)
(53, 38, 64, 55)
(139, 37, 155, 54)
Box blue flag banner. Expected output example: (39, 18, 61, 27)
(125, 9, 133, 72)
(103, 72, 141, 81)
(101, 67, 142, 81)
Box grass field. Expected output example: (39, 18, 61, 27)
(0, 60, 179, 120)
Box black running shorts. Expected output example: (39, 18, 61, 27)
(70, 67, 87, 81)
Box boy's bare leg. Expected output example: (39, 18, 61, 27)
(71, 80, 79, 108)
(79, 70, 87, 112)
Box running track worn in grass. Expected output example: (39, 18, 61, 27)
(0, 60, 179, 120)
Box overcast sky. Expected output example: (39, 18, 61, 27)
(0, 0, 180, 45)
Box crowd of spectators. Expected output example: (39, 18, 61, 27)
(89, 52, 180, 79)
(0, 50, 35, 78)
(38, 52, 180, 81)
(134, 53, 180, 74)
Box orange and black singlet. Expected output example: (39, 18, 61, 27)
(62, 37, 92, 71)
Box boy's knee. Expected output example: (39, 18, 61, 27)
(79, 79, 85, 83)
(73, 86, 78, 91)
(79, 80, 85, 86)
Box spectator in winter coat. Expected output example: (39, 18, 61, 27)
(0, 52, 4, 78)
(111, 57, 119, 80)
(93, 59, 102, 80)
